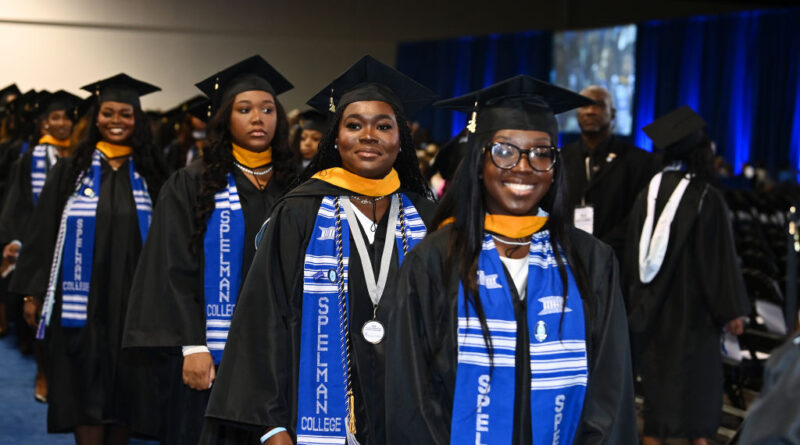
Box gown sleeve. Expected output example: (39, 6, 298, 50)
(205, 197, 314, 432)
(8, 158, 69, 298)
(571, 229, 639, 444)
(0, 155, 31, 245)
(383, 231, 453, 445)
(123, 168, 206, 348)
(694, 187, 750, 326)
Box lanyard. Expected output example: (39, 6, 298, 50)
(341, 194, 399, 308)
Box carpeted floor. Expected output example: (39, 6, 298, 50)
(0, 326, 158, 445)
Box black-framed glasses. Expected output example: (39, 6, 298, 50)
(483, 142, 558, 172)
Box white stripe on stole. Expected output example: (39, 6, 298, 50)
(458, 333, 517, 351)
(303, 255, 350, 267)
(206, 319, 231, 328)
(61, 304, 88, 312)
(457, 351, 516, 367)
(61, 313, 87, 320)
(62, 295, 89, 303)
(529, 357, 589, 372)
(207, 341, 226, 350)
(530, 374, 588, 390)
(205, 331, 228, 340)
(458, 317, 517, 332)
(529, 340, 586, 354)
(297, 435, 349, 445)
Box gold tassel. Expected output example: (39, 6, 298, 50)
(214, 76, 219, 91)
(329, 88, 336, 113)
(466, 99, 478, 133)
(347, 390, 357, 434)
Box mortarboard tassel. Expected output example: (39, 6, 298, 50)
(466, 99, 478, 134)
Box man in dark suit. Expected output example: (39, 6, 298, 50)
(562, 86, 659, 268)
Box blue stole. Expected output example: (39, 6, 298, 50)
(450, 231, 587, 445)
(44, 150, 152, 331)
(203, 173, 245, 365)
(295, 193, 425, 445)
(30, 143, 50, 204)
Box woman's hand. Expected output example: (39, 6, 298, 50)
(23, 297, 41, 327)
(264, 430, 293, 445)
(182, 351, 215, 390)
(724, 317, 745, 336)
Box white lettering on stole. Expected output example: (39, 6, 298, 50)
(218, 210, 231, 303)
(475, 374, 491, 445)
(477, 270, 502, 289)
(316, 296, 329, 415)
(553, 394, 566, 444)
(74, 218, 84, 281)
(300, 416, 342, 433)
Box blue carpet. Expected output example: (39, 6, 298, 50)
(0, 327, 158, 444)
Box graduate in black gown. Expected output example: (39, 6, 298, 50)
(123, 55, 298, 445)
(624, 107, 750, 445)
(1, 90, 82, 402)
(9, 73, 168, 445)
(205, 56, 437, 445)
(383, 76, 638, 445)
(162, 95, 210, 173)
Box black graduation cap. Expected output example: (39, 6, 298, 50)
(306, 55, 437, 118)
(195, 55, 293, 117)
(80, 73, 160, 108)
(76, 96, 96, 120)
(0, 84, 21, 104)
(434, 75, 593, 142)
(7, 89, 36, 115)
(642, 105, 707, 155)
(187, 97, 212, 123)
(41, 90, 83, 117)
(297, 109, 329, 134)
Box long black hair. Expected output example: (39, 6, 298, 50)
(431, 130, 589, 363)
(190, 93, 296, 250)
(61, 101, 167, 206)
(294, 102, 432, 198)
(661, 133, 716, 183)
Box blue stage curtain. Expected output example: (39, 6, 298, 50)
(633, 8, 800, 173)
(396, 32, 552, 142)
(397, 8, 800, 174)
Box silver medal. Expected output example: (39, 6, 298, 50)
(361, 320, 385, 344)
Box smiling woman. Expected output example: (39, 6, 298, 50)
(382, 75, 639, 444)
(205, 56, 437, 445)
(7, 73, 168, 445)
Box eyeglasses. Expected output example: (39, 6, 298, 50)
(482, 142, 558, 172)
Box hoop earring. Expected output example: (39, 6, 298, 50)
(334, 143, 338, 150)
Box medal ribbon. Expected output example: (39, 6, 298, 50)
(340, 195, 399, 309)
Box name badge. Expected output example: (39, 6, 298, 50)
(574, 206, 594, 234)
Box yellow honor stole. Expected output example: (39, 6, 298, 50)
(232, 143, 272, 168)
(312, 167, 400, 197)
(39, 135, 71, 149)
(439, 214, 548, 238)
(96, 141, 132, 158)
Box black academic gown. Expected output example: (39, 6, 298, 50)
(0, 138, 26, 202)
(562, 135, 660, 268)
(123, 159, 288, 445)
(736, 333, 800, 444)
(624, 172, 750, 438)
(382, 225, 638, 445)
(205, 179, 436, 445)
(8, 156, 166, 437)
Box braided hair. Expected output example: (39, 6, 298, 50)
(190, 93, 295, 251)
(295, 102, 432, 199)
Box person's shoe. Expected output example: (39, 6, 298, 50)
(34, 372, 47, 403)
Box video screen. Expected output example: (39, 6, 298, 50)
(552, 25, 637, 135)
